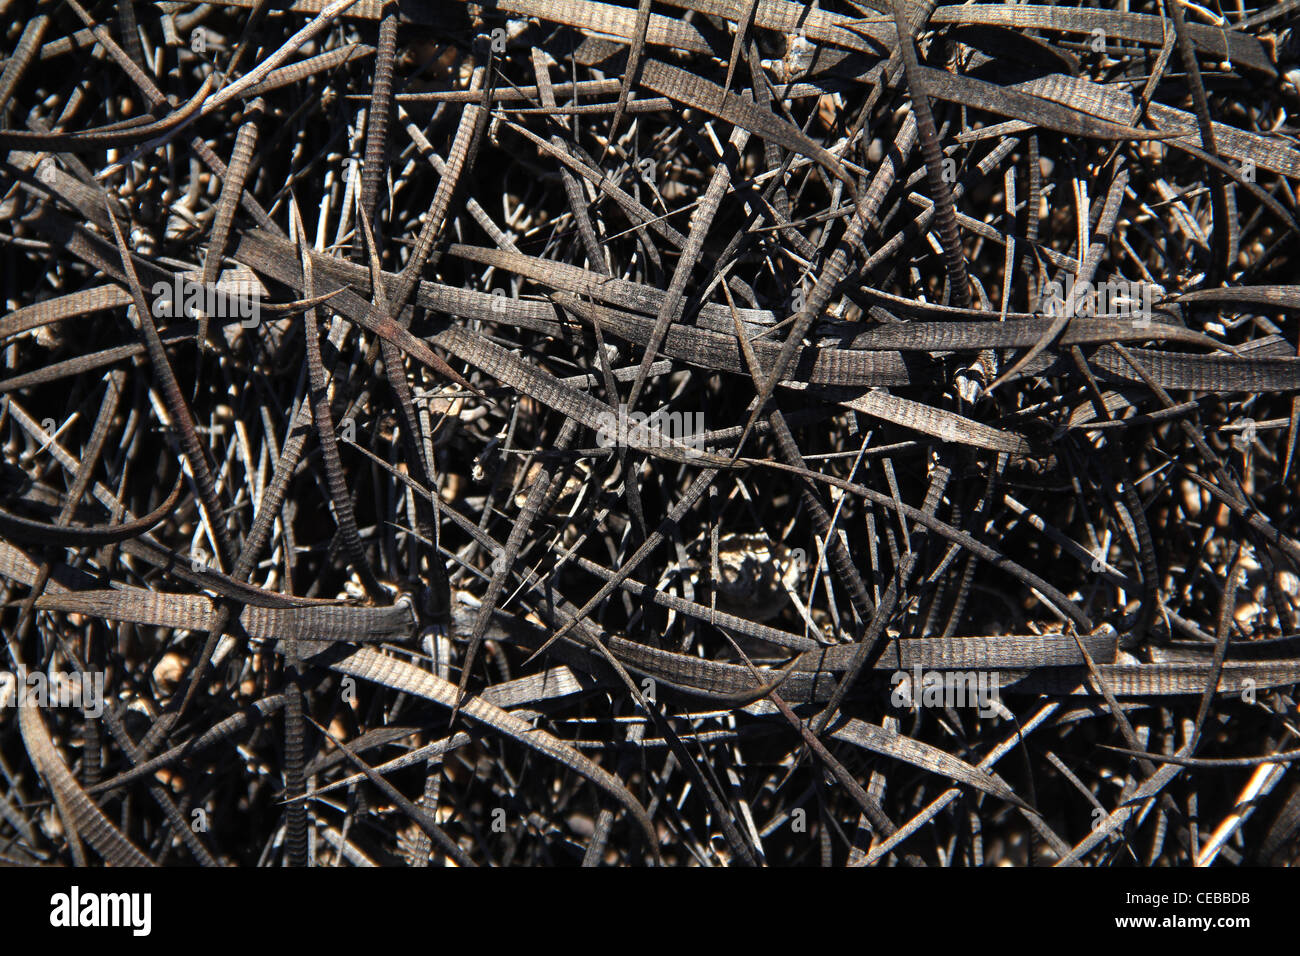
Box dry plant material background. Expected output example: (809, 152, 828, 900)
(1, 0, 1299, 867)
